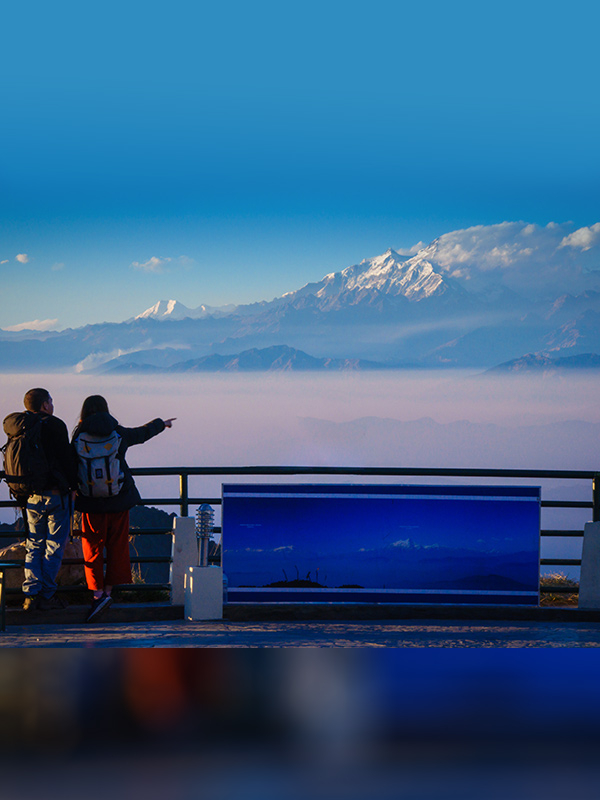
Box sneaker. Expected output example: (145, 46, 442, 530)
(23, 595, 40, 611)
(86, 593, 113, 623)
(39, 594, 69, 611)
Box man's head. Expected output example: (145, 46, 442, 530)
(23, 388, 54, 415)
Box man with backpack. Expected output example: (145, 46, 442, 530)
(2, 388, 77, 610)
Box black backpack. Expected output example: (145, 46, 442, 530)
(2, 412, 51, 501)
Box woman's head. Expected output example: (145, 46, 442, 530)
(79, 394, 109, 421)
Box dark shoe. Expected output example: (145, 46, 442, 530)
(39, 594, 69, 610)
(86, 593, 113, 623)
(23, 595, 40, 611)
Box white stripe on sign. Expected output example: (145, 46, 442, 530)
(222, 491, 539, 503)
(230, 587, 539, 597)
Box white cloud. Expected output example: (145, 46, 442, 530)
(0, 259, 8, 265)
(51, 262, 65, 271)
(559, 223, 600, 251)
(177, 255, 195, 266)
(4, 318, 58, 332)
(397, 241, 426, 256)
(74, 346, 145, 373)
(15, 253, 29, 263)
(131, 256, 172, 273)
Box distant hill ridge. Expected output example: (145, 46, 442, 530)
(103, 345, 388, 373)
(487, 352, 600, 374)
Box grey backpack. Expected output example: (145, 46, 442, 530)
(74, 430, 124, 498)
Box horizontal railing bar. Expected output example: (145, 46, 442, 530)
(6, 583, 171, 595)
(138, 497, 223, 506)
(117, 584, 171, 591)
(0, 529, 177, 538)
(541, 501, 592, 508)
(0, 527, 221, 539)
(540, 586, 579, 593)
(0, 557, 173, 566)
(0, 528, 588, 539)
(129, 528, 173, 535)
(136, 498, 183, 506)
(3, 466, 599, 481)
(128, 466, 600, 479)
(0, 553, 578, 567)
(5, 583, 580, 595)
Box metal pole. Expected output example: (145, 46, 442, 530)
(593, 474, 600, 522)
(0, 570, 5, 633)
(179, 472, 189, 517)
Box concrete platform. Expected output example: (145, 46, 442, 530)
(2, 609, 600, 647)
(6, 601, 599, 628)
(5, 601, 184, 626)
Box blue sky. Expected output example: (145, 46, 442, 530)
(1, 1, 599, 329)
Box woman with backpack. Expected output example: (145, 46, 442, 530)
(72, 395, 175, 622)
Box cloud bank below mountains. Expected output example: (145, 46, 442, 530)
(4, 318, 59, 332)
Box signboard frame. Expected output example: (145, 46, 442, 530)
(222, 483, 541, 605)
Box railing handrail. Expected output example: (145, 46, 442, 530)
(128, 465, 600, 479)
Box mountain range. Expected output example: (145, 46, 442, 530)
(3, 221, 600, 372)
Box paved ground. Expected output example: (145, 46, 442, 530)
(3, 617, 600, 647)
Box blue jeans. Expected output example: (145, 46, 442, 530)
(24, 493, 71, 598)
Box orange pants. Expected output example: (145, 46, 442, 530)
(81, 510, 132, 591)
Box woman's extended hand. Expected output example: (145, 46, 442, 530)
(163, 418, 177, 428)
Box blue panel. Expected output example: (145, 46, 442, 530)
(222, 484, 541, 605)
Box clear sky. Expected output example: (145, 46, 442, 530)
(1, 0, 599, 329)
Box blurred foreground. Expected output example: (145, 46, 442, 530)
(2, 650, 600, 799)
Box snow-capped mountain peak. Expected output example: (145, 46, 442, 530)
(135, 300, 193, 321)
(305, 248, 454, 303)
(135, 299, 237, 322)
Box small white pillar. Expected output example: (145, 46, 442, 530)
(184, 566, 223, 620)
(579, 521, 600, 608)
(170, 516, 198, 606)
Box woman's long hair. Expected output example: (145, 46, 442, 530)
(72, 394, 110, 438)
(79, 394, 109, 421)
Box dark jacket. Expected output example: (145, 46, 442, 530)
(3, 411, 77, 494)
(72, 412, 165, 513)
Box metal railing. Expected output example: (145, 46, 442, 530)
(2, 465, 599, 597)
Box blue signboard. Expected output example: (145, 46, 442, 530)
(222, 484, 541, 605)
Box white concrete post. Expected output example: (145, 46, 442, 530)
(184, 566, 223, 620)
(579, 521, 600, 609)
(170, 516, 198, 606)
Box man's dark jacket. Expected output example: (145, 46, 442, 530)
(72, 412, 165, 513)
(3, 411, 77, 494)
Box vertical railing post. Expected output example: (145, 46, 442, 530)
(180, 471, 189, 517)
(593, 474, 600, 522)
